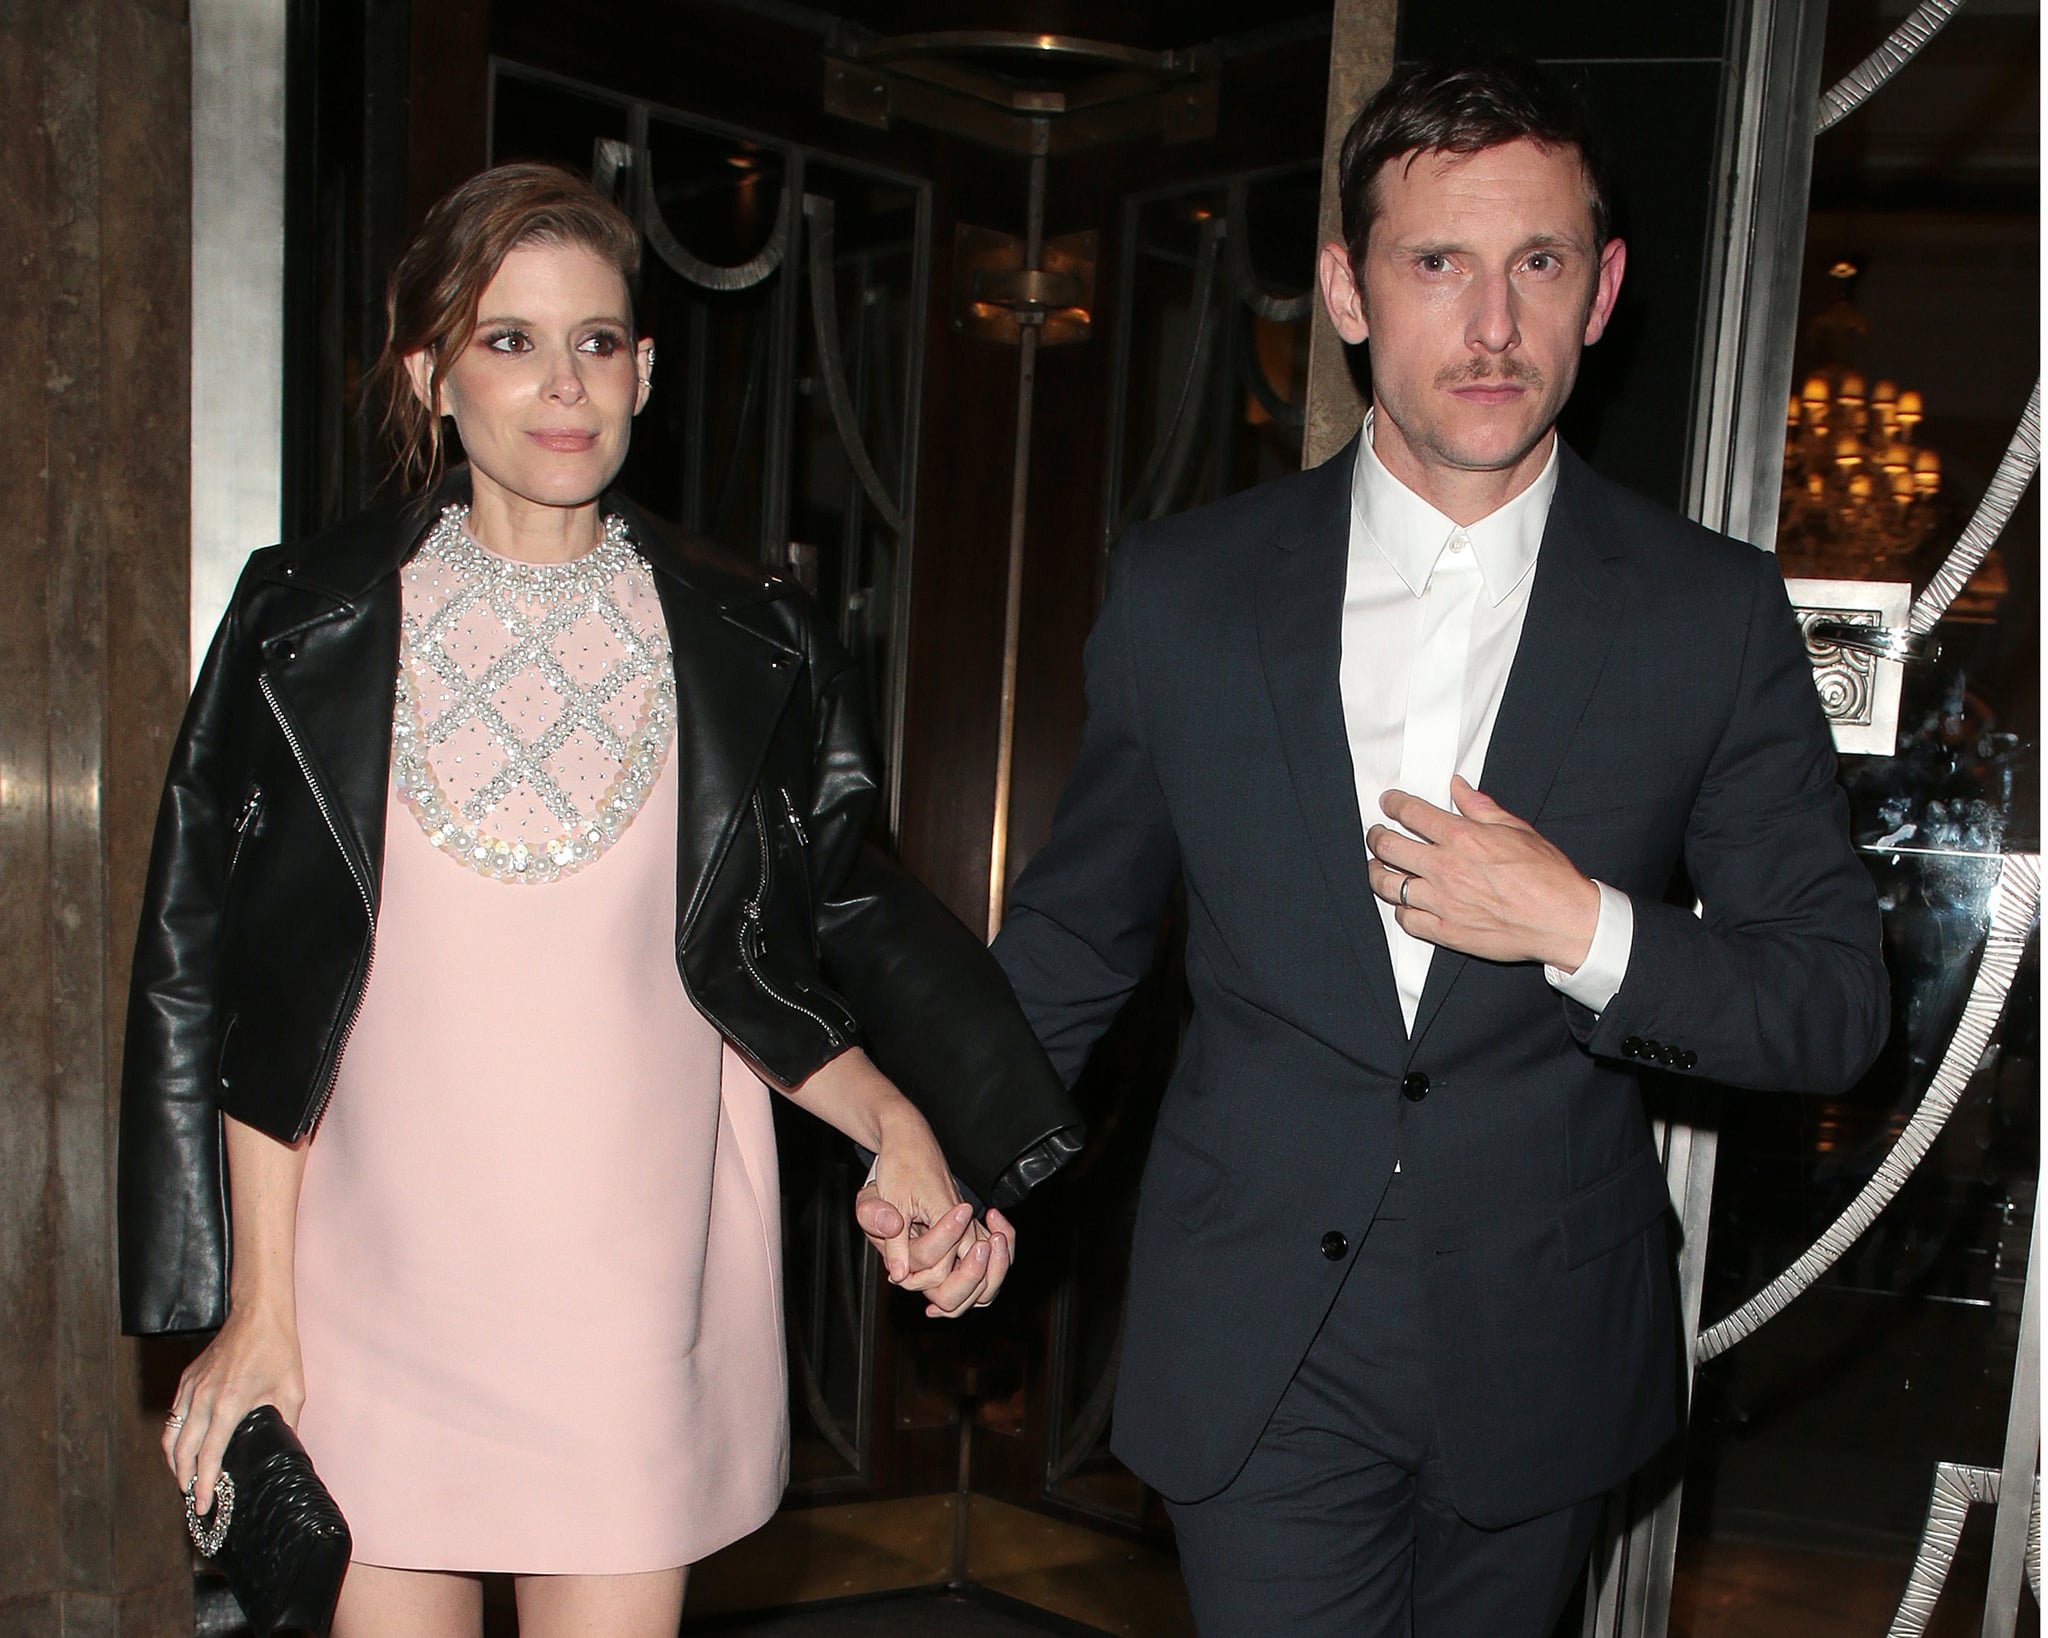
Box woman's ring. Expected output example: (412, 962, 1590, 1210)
(165, 1411, 185, 1430)
(1398, 875, 1412, 909)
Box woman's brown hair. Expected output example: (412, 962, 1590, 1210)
(368, 162, 642, 495)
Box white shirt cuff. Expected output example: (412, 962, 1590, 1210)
(1544, 880, 1633, 1015)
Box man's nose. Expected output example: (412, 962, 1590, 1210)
(1466, 271, 1520, 355)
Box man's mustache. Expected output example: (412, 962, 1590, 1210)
(1436, 358, 1544, 389)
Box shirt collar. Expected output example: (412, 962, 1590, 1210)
(1350, 408, 1558, 605)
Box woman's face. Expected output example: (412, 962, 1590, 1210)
(410, 239, 652, 511)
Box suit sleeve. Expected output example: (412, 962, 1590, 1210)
(992, 526, 1185, 1087)
(802, 614, 1082, 1208)
(117, 575, 253, 1335)
(1573, 548, 1890, 1091)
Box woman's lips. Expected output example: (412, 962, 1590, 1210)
(526, 428, 600, 452)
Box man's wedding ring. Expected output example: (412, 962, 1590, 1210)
(1398, 875, 1412, 909)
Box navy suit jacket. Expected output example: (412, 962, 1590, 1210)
(992, 438, 1889, 1527)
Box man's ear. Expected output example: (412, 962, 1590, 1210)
(403, 349, 439, 415)
(1583, 238, 1627, 346)
(1317, 240, 1370, 345)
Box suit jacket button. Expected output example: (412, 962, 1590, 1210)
(1401, 1071, 1429, 1102)
(1679, 1049, 1697, 1070)
(1320, 1230, 1348, 1261)
(1622, 1036, 1645, 1058)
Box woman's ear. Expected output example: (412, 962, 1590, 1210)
(634, 336, 655, 416)
(403, 349, 439, 414)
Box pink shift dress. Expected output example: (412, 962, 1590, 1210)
(291, 506, 789, 1573)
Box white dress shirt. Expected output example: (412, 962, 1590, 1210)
(1340, 412, 1632, 1035)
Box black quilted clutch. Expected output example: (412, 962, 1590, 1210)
(185, 1406, 351, 1636)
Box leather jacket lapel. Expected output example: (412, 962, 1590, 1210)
(1254, 439, 1407, 1048)
(1407, 446, 1624, 1050)
(613, 496, 803, 940)
(252, 496, 437, 911)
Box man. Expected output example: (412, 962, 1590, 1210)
(983, 61, 1889, 1636)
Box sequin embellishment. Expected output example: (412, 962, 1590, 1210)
(392, 505, 675, 884)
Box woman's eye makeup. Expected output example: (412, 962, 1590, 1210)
(579, 329, 627, 357)
(483, 327, 531, 353)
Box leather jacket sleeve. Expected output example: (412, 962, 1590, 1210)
(802, 622, 1083, 1209)
(117, 565, 257, 1335)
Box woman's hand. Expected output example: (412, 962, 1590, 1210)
(164, 1113, 313, 1515)
(163, 1301, 304, 1515)
(777, 1047, 1016, 1319)
(864, 1103, 1016, 1318)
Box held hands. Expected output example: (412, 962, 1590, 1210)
(162, 1301, 304, 1516)
(853, 1108, 1015, 1319)
(1366, 776, 1600, 970)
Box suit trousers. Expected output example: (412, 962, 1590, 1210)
(1164, 1182, 1603, 1637)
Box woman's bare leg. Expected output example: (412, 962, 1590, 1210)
(514, 1568, 688, 1638)
(331, 1564, 483, 1638)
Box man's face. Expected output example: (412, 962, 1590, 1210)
(1319, 137, 1625, 494)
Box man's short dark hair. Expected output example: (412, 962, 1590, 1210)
(1337, 61, 1614, 275)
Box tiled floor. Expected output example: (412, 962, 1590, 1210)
(683, 1496, 2039, 1638)
(1670, 1537, 2038, 1638)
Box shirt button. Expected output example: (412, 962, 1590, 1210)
(1321, 1230, 1349, 1261)
(1402, 1071, 1430, 1102)
(1448, 533, 1468, 553)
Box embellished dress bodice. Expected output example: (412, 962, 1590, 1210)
(392, 506, 676, 884)
(289, 506, 789, 1573)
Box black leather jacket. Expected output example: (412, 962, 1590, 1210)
(118, 473, 1082, 1335)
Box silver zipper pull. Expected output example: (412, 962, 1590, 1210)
(781, 788, 809, 846)
(232, 788, 263, 834)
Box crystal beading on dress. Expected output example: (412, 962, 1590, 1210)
(392, 503, 676, 884)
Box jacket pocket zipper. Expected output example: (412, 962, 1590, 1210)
(259, 673, 376, 1138)
(739, 790, 841, 1044)
(228, 785, 263, 876)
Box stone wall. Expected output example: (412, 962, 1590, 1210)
(0, 1, 197, 1632)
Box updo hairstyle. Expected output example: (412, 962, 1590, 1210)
(368, 162, 643, 495)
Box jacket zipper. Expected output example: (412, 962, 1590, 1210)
(739, 790, 842, 1043)
(259, 673, 376, 1138)
(228, 786, 263, 876)
(780, 787, 808, 847)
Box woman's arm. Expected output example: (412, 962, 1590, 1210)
(781, 1047, 1014, 1318)
(163, 1114, 310, 1513)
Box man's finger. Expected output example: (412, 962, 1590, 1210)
(1367, 858, 1420, 908)
(973, 1231, 1013, 1307)
(1365, 825, 1428, 878)
(902, 1203, 976, 1281)
(924, 1236, 993, 1317)
(1449, 775, 1526, 828)
(985, 1208, 1019, 1266)
(1379, 788, 1461, 842)
(893, 1209, 977, 1293)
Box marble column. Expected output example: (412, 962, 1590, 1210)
(0, 1, 197, 1633)
(1302, 0, 1397, 468)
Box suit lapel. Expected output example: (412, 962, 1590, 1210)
(1255, 440, 1408, 1047)
(1406, 446, 1625, 1050)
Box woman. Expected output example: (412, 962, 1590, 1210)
(117, 163, 1079, 1636)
